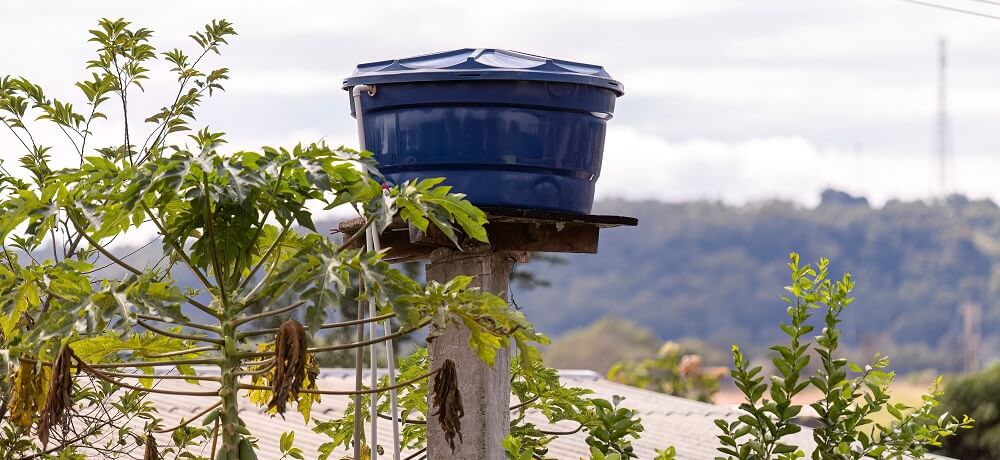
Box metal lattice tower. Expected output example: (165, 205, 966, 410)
(935, 37, 952, 196)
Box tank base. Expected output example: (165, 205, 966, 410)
(384, 169, 596, 214)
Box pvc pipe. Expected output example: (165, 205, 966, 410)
(352, 83, 378, 460)
(372, 227, 402, 460)
(352, 85, 373, 153)
(354, 83, 402, 460)
(366, 227, 379, 460)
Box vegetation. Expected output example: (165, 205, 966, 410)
(716, 254, 972, 459)
(521, 192, 1000, 374)
(936, 364, 1000, 459)
(607, 341, 726, 402)
(544, 317, 661, 374)
(0, 16, 982, 460)
(0, 18, 546, 459)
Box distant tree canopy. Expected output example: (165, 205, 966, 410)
(543, 317, 660, 374)
(520, 191, 1000, 374)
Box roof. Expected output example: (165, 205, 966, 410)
(342, 48, 624, 95)
(130, 369, 953, 460)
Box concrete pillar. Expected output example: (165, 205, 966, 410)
(426, 246, 514, 460)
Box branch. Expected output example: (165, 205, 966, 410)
(20, 425, 104, 459)
(77, 359, 219, 396)
(232, 361, 274, 377)
(308, 320, 429, 354)
(234, 165, 286, 288)
(509, 394, 540, 412)
(238, 366, 438, 396)
(233, 358, 274, 377)
(237, 312, 395, 339)
(78, 100, 100, 163)
(49, 226, 60, 262)
(403, 448, 427, 460)
(138, 45, 217, 162)
(112, 53, 133, 166)
(3, 121, 35, 154)
(539, 423, 584, 436)
(377, 412, 426, 425)
(202, 174, 229, 308)
(239, 319, 430, 358)
(139, 202, 215, 294)
(209, 417, 220, 460)
(136, 313, 220, 333)
(137, 320, 223, 345)
(70, 215, 142, 272)
(238, 222, 289, 293)
(69, 213, 219, 318)
(336, 215, 375, 253)
(54, 123, 82, 157)
(142, 346, 219, 359)
(21, 356, 222, 369)
(85, 358, 223, 369)
(81, 235, 158, 274)
(150, 401, 222, 434)
(88, 370, 220, 382)
(232, 300, 305, 327)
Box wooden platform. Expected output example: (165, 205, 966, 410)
(336, 207, 638, 262)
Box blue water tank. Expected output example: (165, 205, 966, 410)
(343, 48, 623, 214)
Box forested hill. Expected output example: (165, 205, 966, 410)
(515, 190, 1000, 373)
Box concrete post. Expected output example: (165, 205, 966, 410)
(426, 246, 515, 460)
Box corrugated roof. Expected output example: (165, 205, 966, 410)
(104, 369, 952, 460)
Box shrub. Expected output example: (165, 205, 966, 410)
(607, 341, 726, 402)
(936, 364, 1000, 459)
(715, 254, 972, 459)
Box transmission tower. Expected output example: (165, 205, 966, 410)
(934, 37, 953, 196)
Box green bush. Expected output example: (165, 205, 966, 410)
(937, 364, 1000, 459)
(716, 254, 973, 459)
(607, 341, 726, 402)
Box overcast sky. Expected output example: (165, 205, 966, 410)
(3, 0, 1000, 207)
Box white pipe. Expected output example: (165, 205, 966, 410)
(366, 226, 379, 460)
(351, 85, 374, 152)
(373, 228, 402, 460)
(353, 83, 385, 460)
(354, 83, 401, 460)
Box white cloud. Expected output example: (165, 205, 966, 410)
(3, 0, 1000, 206)
(598, 126, 1000, 206)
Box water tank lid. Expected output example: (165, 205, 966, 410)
(342, 48, 624, 95)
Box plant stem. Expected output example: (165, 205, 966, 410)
(140, 202, 216, 294)
(151, 401, 222, 434)
(218, 300, 243, 458)
(237, 312, 395, 339)
(232, 300, 304, 327)
(137, 320, 223, 345)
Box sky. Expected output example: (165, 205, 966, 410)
(3, 0, 1000, 207)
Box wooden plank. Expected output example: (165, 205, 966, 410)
(479, 207, 638, 228)
(408, 220, 599, 254)
(487, 222, 599, 253)
(336, 208, 634, 260)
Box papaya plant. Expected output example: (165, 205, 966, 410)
(0, 18, 546, 459)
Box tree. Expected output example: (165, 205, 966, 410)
(0, 18, 543, 459)
(544, 317, 661, 374)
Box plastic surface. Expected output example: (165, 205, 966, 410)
(343, 48, 623, 95)
(344, 50, 622, 214)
